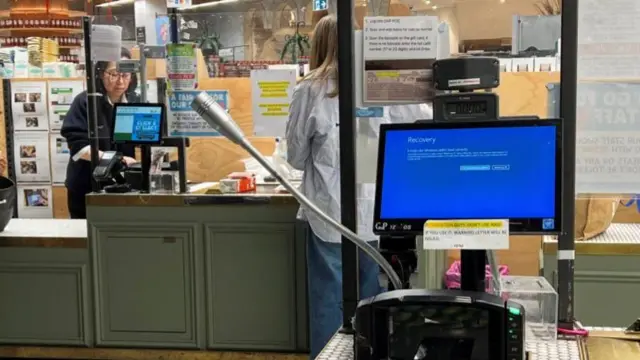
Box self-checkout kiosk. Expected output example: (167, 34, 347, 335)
(92, 102, 189, 193)
(353, 57, 563, 360)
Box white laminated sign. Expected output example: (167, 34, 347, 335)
(423, 220, 509, 250)
(576, 83, 640, 193)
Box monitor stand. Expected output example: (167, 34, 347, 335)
(379, 236, 416, 290)
(460, 250, 486, 292)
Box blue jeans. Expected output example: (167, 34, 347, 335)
(306, 225, 383, 359)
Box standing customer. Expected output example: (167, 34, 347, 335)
(61, 47, 139, 219)
(286, 15, 433, 359)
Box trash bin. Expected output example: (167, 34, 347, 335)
(0, 176, 15, 231)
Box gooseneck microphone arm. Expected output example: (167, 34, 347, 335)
(192, 92, 403, 291)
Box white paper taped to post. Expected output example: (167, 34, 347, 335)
(91, 25, 123, 61)
(576, 83, 640, 194)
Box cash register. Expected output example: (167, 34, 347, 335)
(354, 118, 563, 360)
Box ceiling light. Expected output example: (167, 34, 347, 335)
(432, 5, 438, 9)
(96, 0, 134, 8)
(178, 0, 240, 10)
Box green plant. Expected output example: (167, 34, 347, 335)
(280, 21, 310, 63)
(535, 0, 562, 15)
(195, 21, 222, 55)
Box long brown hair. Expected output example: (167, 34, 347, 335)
(303, 15, 338, 97)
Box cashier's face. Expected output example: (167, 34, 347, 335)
(102, 58, 132, 101)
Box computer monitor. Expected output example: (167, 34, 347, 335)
(112, 103, 165, 145)
(373, 119, 562, 235)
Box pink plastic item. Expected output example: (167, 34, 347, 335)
(444, 260, 509, 292)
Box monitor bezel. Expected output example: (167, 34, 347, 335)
(372, 119, 563, 236)
(111, 103, 165, 145)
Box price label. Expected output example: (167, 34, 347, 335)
(422, 219, 509, 250)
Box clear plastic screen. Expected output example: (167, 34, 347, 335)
(575, 0, 640, 225)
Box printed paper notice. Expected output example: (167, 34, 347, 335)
(49, 134, 70, 184)
(48, 80, 84, 131)
(251, 69, 296, 137)
(575, 82, 640, 193)
(362, 16, 437, 104)
(423, 220, 509, 250)
(578, 0, 640, 79)
(11, 81, 48, 131)
(14, 131, 51, 183)
(166, 43, 197, 90)
(167, 90, 228, 136)
(17, 184, 53, 218)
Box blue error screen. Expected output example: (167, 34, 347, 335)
(113, 106, 162, 143)
(379, 125, 557, 220)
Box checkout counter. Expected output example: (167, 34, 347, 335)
(0, 101, 311, 358)
(0, 191, 310, 358)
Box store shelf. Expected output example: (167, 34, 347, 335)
(0, 27, 82, 35)
(0, 11, 87, 19)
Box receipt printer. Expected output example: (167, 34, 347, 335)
(354, 289, 526, 360)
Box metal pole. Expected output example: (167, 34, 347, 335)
(139, 48, 148, 103)
(336, 0, 359, 332)
(83, 16, 101, 192)
(558, 0, 578, 329)
(169, 9, 179, 44)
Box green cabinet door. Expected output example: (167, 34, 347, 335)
(91, 223, 205, 349)
(0, 249, 91, 346)
(544, 254, 640, 327)
(204, 223, 298, 351)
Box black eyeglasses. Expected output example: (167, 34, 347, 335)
(105, 71, 131, 81)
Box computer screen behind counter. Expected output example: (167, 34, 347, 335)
(112, 103, 164, 144)
(373, 120, 562, 235)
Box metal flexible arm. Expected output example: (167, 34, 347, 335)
(192, 92, 403, 290)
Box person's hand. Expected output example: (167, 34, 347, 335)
(122, 156, 138, 167)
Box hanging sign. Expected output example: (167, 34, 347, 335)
(135, 27, 146, 45)
(166, 43, 197, 90)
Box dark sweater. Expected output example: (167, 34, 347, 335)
(60, 91, 137, 196)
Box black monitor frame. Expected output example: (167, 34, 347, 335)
(111, 103, 165, 145)
(372, 119, 563, 236)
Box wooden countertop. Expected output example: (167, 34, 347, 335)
(543, 223, 640, 255)
(86, 186, 298, 207)
(0, 219, 87, 248)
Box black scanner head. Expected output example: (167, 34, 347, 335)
(354, 289, 525, 360)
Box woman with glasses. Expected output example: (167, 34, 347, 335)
(61, 47, 139, 219)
